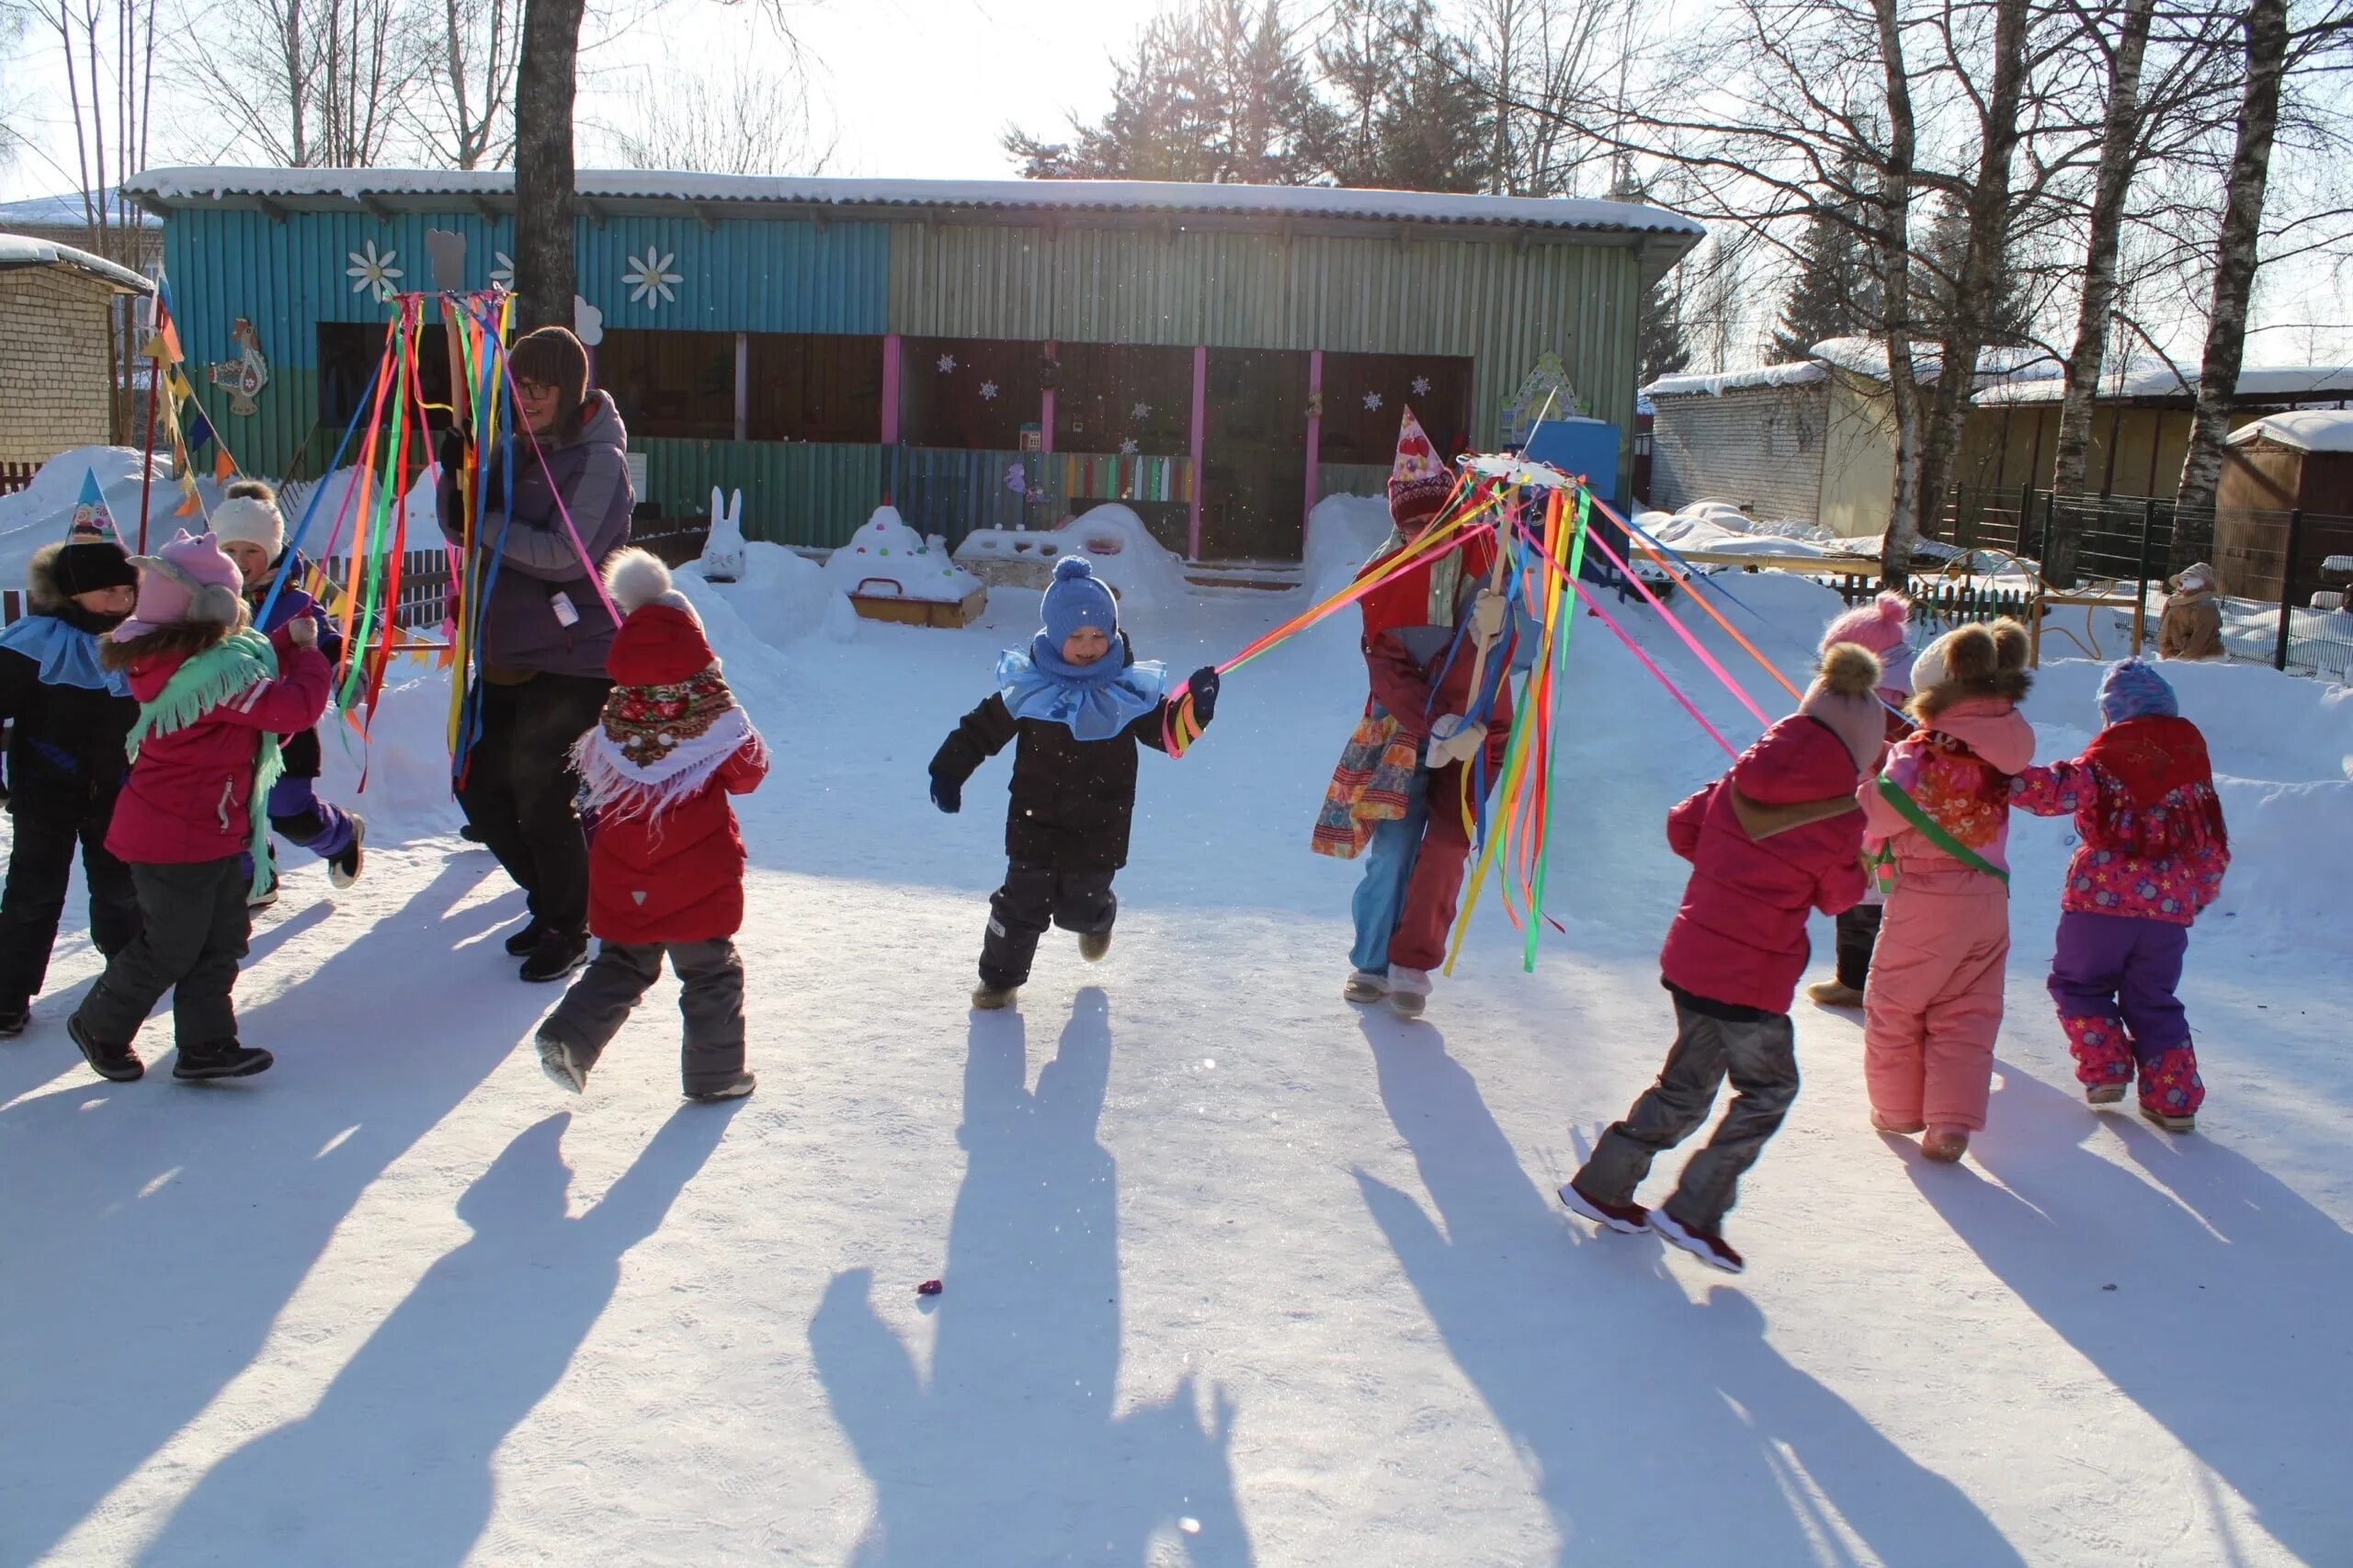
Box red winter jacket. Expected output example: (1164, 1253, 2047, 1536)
(105, 640, 333, 866)
(1658, 714, 1871, 1015)
(587, 745, 769, 945)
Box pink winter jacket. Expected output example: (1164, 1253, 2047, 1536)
(105, 641, 333, 866)
(1859, 698, 2034, 888)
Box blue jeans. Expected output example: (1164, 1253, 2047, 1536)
(1348, 767, 1429, 974)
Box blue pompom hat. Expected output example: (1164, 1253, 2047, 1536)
(2098, 657, 2177, 724)
(1041, 555, 1119, 646)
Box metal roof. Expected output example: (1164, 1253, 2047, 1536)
(0, 233, 153, 293)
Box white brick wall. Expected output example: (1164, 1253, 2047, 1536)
(0, 267, 121, 465)
(1647, 384, 1829, 525)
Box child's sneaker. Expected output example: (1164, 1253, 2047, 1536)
(1386, 966, 1432, 1019)
(1650, 1209, 1745, 1274)
(0, 1006, 28, 1038)
(971, 983, 1018, 1010)
(687, 1071, 756, 1102)
(538, 1032, 587, 1093)
(1559, 1179, 1649, 1234)
(519, 930, 589, 984)
(68, 1015, 142, 1082)
(2086, 1083, 2127, 1106)
(1870, 1108, 1927, 1135)
(504, 918, 547, 957)
(329, 814, 367, 890)
(247, 871, 279, 911)
(173, 1040, 273, 1081)
(1805, 978, 1865, 1008)
(1343, 969, 1389, 1004)
(1920, 1124, 1971, 1162)
(1078, 929, 1112, 962)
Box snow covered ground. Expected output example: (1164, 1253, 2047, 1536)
(2, 545, 2348, 1567)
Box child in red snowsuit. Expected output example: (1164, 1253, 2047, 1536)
(535, 549, 768, 1100)
(1858, 620, 2033, 1163)
(1561, 642, 1885, 1274)
(68, 530, 332, 1084)
(2010, 658, 2226, 1131)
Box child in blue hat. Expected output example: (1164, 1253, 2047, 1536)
(929, 556, 1221, 1008)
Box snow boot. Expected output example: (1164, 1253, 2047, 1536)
(68, 1015, 142, 1083)
(328, 814, 367, 890)
(972, 983, 1019, 1011)
(2138, 1043, 2204, 1130)
(173, 1040, 273, 1081)
(2140, 1104, 2196, 1133)
(2086, 1083, 2127, 1106)
(0, 1006, 28, 1038)
(504, 918, 547, 958)
(1805, 978, 1865, 1009)
(519, 930, 589, 984)
(1079, 929, 1112, 962)
(1343, 969, 1389, 1004)
(1386, 966, 1432, 1019)
(1559, 1179, 1649, 1235)
(2061, 1016, 2133, 1099)
(1650, 1209, 1745, 1274)
(687, 1071, 756, 1102)
(1920, 1124, 1971, 1163)
(247, 871, 279, 912)
(1870, 1108, 1927, 1135)
(538, 1033, 588, 1093)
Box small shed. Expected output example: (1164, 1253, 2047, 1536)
(2214, 411, 2353, 604)
(0, 233, 153, 468)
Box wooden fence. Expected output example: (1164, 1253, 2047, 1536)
(0, 462, 37, 497)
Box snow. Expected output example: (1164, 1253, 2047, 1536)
(952, 505, 1189, 614)
(684, 540, 858, 647)
(2227, 408, 2353, 453)
(1973, 361, 2353, 406)
(1811, 336, 2063, 390)
(0, 448, 228, 586)
(125, 168, 1706, 240)
(0, 192, 159, 230)
(4, 527, 2351, 1567)
(1303, 493, 1395, 600)
(1642, 361, 1826, 399)
(0, 233, 152, 292)
(824, 506, 982, 604)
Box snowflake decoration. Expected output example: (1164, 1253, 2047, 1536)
(1412, 375, 1432, 397)
(1119, 437, 1139, 456)
(979, 380, 999, 402)
(490, 252, 516, 288)
(936, 353, 958, 374)
(346, 241, 402, 301)
(1131, 402, 1153, 421)
(623, 248, 682, 307)
(1362, 390, 1383, 412)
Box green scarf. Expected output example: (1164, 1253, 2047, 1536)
(126, 628, 286, 900)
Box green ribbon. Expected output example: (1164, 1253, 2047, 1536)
(1874, 773, 2009, 888)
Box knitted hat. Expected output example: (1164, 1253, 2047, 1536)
(209, 480, 285, 559)
(46, 540, 138, 598)
(1386, 407, 1453, 530)
(1908, 619, 2031, 720)
(1800, 642, 1888, 769)
(2097, 657, 2177, 724)
(1820, 591, 1914, 692)
(576, 548, 757, 821)
(604, 548, 715, 687)
(1042, 555, 1119, 646)
(112, 530, 247, 642)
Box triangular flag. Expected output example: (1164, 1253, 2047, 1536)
(175, 472, 202, 518)
(68, 470, 120, 542)
(213, 446, 235, 483)
(152, 275, 185, 366)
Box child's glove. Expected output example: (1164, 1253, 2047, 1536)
(929, 773, 961, 814)
(286, 617, 319, 648)
(1426, 713, 1487, 768)
(1467, 588, 1508, 649)
(1188, 666, 1221, 723)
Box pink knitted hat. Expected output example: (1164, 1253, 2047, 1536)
(1820, 591, 1914, 692)
(112, 529, 248, 642)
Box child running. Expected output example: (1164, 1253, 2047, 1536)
(534, 550, 767, 1100)
(2010, 658, 2226, 1131)
(929, 555, 1220, 1010)
(1804, 591, 1915, 1009)
(67, 530, 331, 1083)
(210, 481, 365, 904)
(1560, 642, 1886, 1274)
(0, 540, 142, 1036)
(1858, 619, 2033, 1162)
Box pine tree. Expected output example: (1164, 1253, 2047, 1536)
(1371, 1, 1488, 193)
(1914, 196, 2030, 347)
(1642, 276, 1691, 384)
(1771, 202, 1882, 364)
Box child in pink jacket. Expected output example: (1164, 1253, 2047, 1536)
(1859, 619, 2032, 1162)
(2010, 659, 2226, 1132)
(67, 530, 332, 1085)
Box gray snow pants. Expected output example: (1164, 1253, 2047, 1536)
(978, 862, 1116, 991)
(72, 857, 249, 1050)
(540, 938, 746, 1094)
(1576, 997, 1800, 1233)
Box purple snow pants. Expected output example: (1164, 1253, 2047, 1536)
(2048, 910, 2190, 1058)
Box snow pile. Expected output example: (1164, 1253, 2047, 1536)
(682, 540, 857, 647)
(2228, 409, 2353, 454)
(954, 505, 1189, 613)
(315, 658, 464, 840)
(1646, 503, 1840, 560)
(1302, 493, 1395, 600)
(824, 506, 980, 604)
(0, 448, 222, 585)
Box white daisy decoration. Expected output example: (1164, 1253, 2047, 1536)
(1131, 401, 1152, 421)
(1362, 390, 1383, 411)
(1119, 437, 1140, 456)
(979, 380, 999, 401)
(936, 353, 958, 374)
(346, 241, 402, 301)
(622, 247, 682, 308)
(1412, 375, 1432, 397)
(490, 252, 516, 287)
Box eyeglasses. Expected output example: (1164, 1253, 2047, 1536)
(515, 380, 555, 399)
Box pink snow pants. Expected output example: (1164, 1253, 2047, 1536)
(1862, 877, 2011, 1131)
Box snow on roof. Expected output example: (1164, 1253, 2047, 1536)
(121, 166, 1705, 242)
(2227, 409, 2353, 454)
(0, 233, 153, 293)
(1642, 361, 1826, 399)
(1811, 336, 2063, 390)
(0, 192, 158, 229)
(1974, 361, 2353, 405)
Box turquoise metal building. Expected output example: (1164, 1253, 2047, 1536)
(125, 169, 1699, 560)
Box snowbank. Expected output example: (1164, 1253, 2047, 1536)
(682, 541, 857, 647)
(1643, 361, 1825, 399)
(314, 657, 463, 841)
(0, 448, 223, 586)
(953, 504, 1189, 613)
(824, 506, 980, 604)
(1302, 493, 1394, 600)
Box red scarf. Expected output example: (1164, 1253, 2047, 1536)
(2080, 715, 2226, 858)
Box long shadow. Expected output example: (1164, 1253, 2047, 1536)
(810, 988, 1252, 1565)
(1355, 1014, 2028, 1566)
(132, 1106, 733, 1565)
(1915, 1062, 2353, 1562)
(0, 853, 546, 1563)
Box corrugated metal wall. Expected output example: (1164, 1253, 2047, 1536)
(633, 438, 881, 549)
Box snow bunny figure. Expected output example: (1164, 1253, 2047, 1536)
(67, 530, 331, 1085)
(1857, 619, 2034, 1163)
(2010, 658, 2227, 1131)
(1561, 642, 1884, 1274)
(210, 480, 365, 906)
(535, 549, 768, 1100)
(700, 486, 746, 584)
(928, 555, 1221, 1010)
(1803, 591, 1915, 1009)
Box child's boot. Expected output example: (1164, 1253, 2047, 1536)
(2062, 1016, 2133, 1108)
(1343, 969, 1389, 1004)
(1870, 1108, 1926, 1135)
(1806, 978, 1865, 1008)
(1920, 1123, 1971, 1162)
(68, 1015, 143, 1082)
(2138, 1043, 2203, 1133)
(0, 1004, 29, 1038)
(329, 814, 367, 890)
(1078, 929, 1112, 962)
(538, 1032, 589, 1093)
(173, 1040, 273, 1081)
(1386, 966, 1433, 1019)
(687, 1070, 756, 1102)
(972, 983, 1019, 1010)
(247, 848, 279, 911)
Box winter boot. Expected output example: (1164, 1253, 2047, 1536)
(68, 1014, 142, 1083)
(174, 1040, 273, 1081)
(1343, 969, 1389, 1004)
(0, 1005, 28, 1038)
(972, 983, 1019, 1011)
(1870, 1108, 1927, 1135)
(1078, 929, 1112, 962)
(538, 1033, 588, 1093)
(2138, 1044, 2203, 1132)
(519, 930, 589, 984)
(1650, 1209, 1745, 1274)
(247, 869, 279, 912)
(2061, 1015, 2133, 1099)
(687, 1071, 756, 1102)
(1805, 978, 1865, 1009)
(1920, 1124, 1971, 1163)
(2086, 1083, 2127, 1106)
(1559, 1179, 1649, 1235)
(504, 918, 547, 958)
(328, 814, 367, 890)
(1386, 966, 1433, 1019)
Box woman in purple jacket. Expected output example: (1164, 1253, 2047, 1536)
(438, 326, 633, 983)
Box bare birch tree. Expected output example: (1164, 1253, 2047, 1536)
(169, 0, 426, 166)
(608, 56, 829, 176)
(415, 0, 517, 166)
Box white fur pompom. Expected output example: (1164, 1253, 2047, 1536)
(604, 548, 673, 614)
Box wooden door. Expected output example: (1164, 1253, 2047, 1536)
(1200, 348, 1310, 562)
